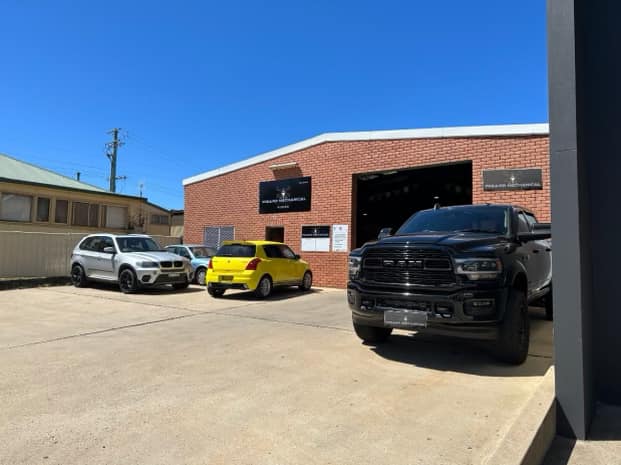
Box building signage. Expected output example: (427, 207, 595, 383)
(301, 225, 330, 252)
(332, 224, 349, 252)
(259, 176, 311, 213)
(482, 168, 543, 191)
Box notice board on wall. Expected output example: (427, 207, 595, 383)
(331, 224, 349, 252)
(301, 225, 330, 252)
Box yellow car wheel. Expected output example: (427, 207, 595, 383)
(254, 275, 272, 299)
(299, 271, 312, 291)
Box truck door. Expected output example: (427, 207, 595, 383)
(517, 211, 546, 294)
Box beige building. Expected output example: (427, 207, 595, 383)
(0, 152, 175, 236)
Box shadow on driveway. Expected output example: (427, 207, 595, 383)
(366, 308, 553, 378)
(84, 281, 206, 295)
(215, 287, 324, 302)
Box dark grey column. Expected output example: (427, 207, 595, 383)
(548, 0, 621, 439)
(547, 0, 593, 440)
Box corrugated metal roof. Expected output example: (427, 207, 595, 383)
(183, 123, 550, 186)
(0, 152, 107, 192)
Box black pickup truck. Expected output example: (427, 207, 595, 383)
(347, 204, 552, 364)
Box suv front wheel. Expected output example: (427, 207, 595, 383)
(71, 264, 88, 288)
(119, 268, 139, 294)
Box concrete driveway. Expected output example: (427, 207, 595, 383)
(1, 284, 553, 465)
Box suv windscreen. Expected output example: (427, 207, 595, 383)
(216, 244, 256, 257)
(396, 206, 510, 235)
(116, 237, 162, 252)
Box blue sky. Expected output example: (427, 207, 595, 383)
(0, 1, 547, 209)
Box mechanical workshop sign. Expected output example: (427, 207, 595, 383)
(482, 168, 543, 191)
(259, 176, 312, 213)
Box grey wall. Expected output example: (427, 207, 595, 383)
(548, 0, 621, 439)
(574, 0, 621, 406)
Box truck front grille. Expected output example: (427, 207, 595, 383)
(361, 247, 456, 286)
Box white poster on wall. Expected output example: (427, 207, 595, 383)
(332, 224, 349, 252)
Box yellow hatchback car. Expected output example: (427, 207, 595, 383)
(206, 240, 312, 298)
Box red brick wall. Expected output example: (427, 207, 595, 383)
(185, 136, 550, 288)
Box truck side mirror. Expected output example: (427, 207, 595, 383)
(517, 231, 552, 242)
(378, 227, 393, 240)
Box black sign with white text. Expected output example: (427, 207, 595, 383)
(482, 168, 543, 191)
(259, 176, 311, 213)
(301, 225, 330, 238)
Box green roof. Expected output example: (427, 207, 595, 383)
(0, 152, 107, 193)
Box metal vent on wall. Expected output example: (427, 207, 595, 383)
(204, 226, 235, 249)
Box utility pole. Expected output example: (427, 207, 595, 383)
(105, 128, 125, 192)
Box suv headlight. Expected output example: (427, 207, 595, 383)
(454, 258, 502, 280)
(138, 261, 160, 268)
(348, 256, 362, 280)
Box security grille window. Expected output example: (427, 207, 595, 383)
(36, 197, 50, 222)
(204, 226, 234, 249)
(104, 205, 128, 229)
(55, 199, 69, 224)
(151, 214, 170, 225)
(72, 202, 100, 227)
(0, 193, 32, 222)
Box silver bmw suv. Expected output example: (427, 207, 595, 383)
(70, 234, 193, 293)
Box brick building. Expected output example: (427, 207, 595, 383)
(183, 124, 550, 288)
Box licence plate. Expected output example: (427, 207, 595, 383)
(219, 275, 234, 281)
(384, 309, 428, 328)
(168, 273, 180, 278)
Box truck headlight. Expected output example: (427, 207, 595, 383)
(138, 261, 160, 268)
(454, 258, 502, 280)
(348, 256, 362, 279)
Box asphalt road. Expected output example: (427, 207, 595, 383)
(1, 284, 553, 465)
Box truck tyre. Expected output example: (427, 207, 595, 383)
(254, 275, 272, 299)
(353, 322, 392, 343)
(494, 289, 529, 364)
(544, 286, 553, 321)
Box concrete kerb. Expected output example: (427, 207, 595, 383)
(0, 276, 71, 291)
(479, 366, 556, 465)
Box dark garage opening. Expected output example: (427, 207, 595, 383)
(354, 162, 473, 247)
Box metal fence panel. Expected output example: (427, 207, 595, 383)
(0, 231, 182, 279)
